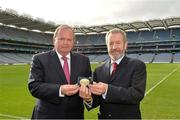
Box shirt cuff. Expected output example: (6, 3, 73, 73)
(102, 85, 108, 99)
(59, 86, 65, 97)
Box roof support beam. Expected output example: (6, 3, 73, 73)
(162, 19, 168, 29)
(144, 22, 152, 31)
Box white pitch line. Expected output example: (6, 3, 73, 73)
(0, 113, 25, 119)
(145, 65, 180, 96)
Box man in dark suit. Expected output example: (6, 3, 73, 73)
(79, 28, 146, 119)
(28, 25, 91, 119)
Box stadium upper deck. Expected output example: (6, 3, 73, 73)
(0, 7, 180, 64)
(0, 7, 180, 34)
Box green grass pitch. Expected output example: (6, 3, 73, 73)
(0, 63, 180, 119)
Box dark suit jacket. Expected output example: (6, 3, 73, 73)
(92, 56, 146, 119)
(28, 50, 91, 119)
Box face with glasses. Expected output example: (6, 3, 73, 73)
(106, 32, 127, 61)
(54, 28, 74, 56)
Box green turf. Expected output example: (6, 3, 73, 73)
(0, 63, 180, 119)
(0, 65, 35, 118)
(141, 63, 180, 119)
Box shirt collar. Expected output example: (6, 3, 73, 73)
(56, 50, 71, 60)
(111, 54, 125, 65)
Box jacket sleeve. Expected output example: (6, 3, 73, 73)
(90, 70, 103, 109)
(28, 55, 60, 104)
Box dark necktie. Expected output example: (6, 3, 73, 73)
(111, 62, 118, 77)
(62, 56, 70, 84)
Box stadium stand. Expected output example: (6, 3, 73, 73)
(154, 29, 170, 41)
(153, 53, 172, 63)
(92, 54, 109, 63)
(174, 52, 180, 62)
(138, 53, 154, 63)
(0, 8, 180, 64)
(139, 30, 154, 42)
(1, 24, 180, 64)
(126, 53, 139, 59)
(0, 25, 52, 44)
(127, 31, 140, 43)
(76, 34, 105, 45)
(171, 28, 180, 40)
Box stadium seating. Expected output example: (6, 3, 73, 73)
(138, 53, 154, 63)
(126, 53, 139, 59)
(0, 53, 33, 64)
(171, 28, 180, 40)
(154, 29, 171, 41)
(91, 54, 109, 63)
(139, 30, 154, 42)
(1, 24, 180, 64)
(0, 25, 52, 44)
(174, 53, 180, 62)
(153, 53, 172, 63)
(76, 34, 105, 45)
(127, 31, 139, 43)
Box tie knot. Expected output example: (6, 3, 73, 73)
(111, 62, 118, 76)
(62, 56, 67, 61)
(112, 62, 118, 69)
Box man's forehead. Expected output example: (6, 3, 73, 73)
(108, 33, 123, 39)
(58, 28, 73, 33)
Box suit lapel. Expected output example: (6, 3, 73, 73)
(110, 56, 129, 83)
(103, 59, 111, 83)
(70, 52, 77, 84)
(49, 50, 68, 84)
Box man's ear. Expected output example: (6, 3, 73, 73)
(124, 42, 128, 51)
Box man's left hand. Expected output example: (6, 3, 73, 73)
(89, 82, 108, 95)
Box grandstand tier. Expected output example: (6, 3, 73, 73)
(1, 22, 180, 64)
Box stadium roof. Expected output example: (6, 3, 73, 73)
(0, 8, 180, 34)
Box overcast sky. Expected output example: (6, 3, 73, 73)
(0, 0, 180, 26)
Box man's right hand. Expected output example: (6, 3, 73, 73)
(79, 85, 92, 102)
(61, 84, 79, 96)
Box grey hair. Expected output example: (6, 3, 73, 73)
(105, 28, 127, 44)
(53, 24, 76, 43)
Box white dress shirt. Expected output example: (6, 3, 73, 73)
(102, 54, 125, 99)
(56, 51, 71, 97)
